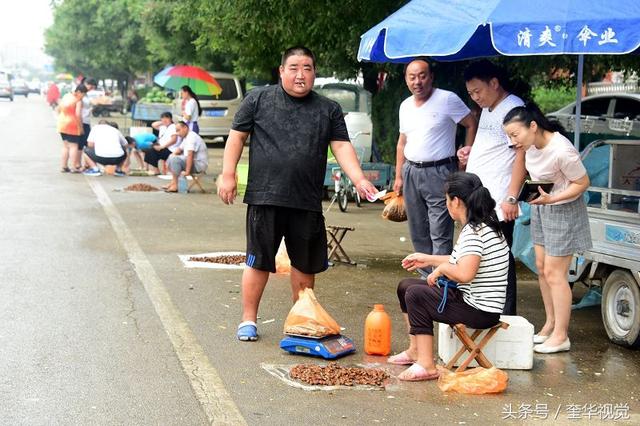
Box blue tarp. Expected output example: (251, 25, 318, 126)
(358, 0, 640, 62)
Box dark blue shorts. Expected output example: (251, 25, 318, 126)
(60, 133, 83, 144)
(245, 205, 328, 274)
(79, 123, 91, 149)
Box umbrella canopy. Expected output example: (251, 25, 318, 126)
(358, 0, 640, 147)
(358, 0, 640, 62)
(153, 65, 222, 96)
(55, 73, 74, 80)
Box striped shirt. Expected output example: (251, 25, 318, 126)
(449, 223, 509, 313)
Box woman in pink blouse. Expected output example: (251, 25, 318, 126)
(503, 104, 592, 354)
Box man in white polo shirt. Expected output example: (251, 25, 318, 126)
(82, 121, 128, 177)
(458, 60, 526, 315)
(395, 58, 478, 260)
(142, 112, 179, 174)
(165, 121, 208, 192)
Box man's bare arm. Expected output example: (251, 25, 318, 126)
(218, 129, 250, 204)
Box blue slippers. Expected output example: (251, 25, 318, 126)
(237, 321, 258, 341)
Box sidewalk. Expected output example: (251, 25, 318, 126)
(91, 145, 640, 425)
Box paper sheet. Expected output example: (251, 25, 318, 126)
(178, 251, 246, 269)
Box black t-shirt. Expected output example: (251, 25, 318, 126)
(232, 84, 350, 212)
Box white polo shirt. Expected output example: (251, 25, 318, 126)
(158, 123, 179, 151)
(399, 88, 470, 162)
(184, 98, 199, 123)
(466, 94, 524, 212)
(181, 131, 208, 172)
(87, 124, 127, 158)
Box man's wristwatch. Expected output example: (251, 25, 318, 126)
(504, 195, 518, 205)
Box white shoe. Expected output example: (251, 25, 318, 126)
(534, 339, 570, 354)
(533, 334, 549, 344)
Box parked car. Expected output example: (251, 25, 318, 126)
(314, 77, 373, 161)
(173, 71, 243, 141)
(546, 93, 640, 139)
(11, 79, 30, 97)
(0, 80, 13, 101)
(27, 79, 41, 94)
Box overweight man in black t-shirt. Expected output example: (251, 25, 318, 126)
(218, 46, 377, 341)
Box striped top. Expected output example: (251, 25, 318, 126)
(449, 223, 509, 313)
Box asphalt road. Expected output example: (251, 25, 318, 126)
(1, 96, 639, 425)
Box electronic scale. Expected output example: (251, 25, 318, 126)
(279, 334, 356, 359)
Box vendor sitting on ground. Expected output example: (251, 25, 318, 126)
(143, 112, 179, 175)
(165, 121, 208, 192)
(389, 172, 510, 381)
(82, 121, 129, 177)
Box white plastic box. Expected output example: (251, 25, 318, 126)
(437, 315, 534, 370)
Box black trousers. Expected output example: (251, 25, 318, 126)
(143, 147, 171, 168)
(500, 220, 517, 315)
(397, 278, 500, 336)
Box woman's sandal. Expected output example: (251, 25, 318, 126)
(387, 351, 416, 365)
(397, 363, 440, 381)
(60, 167, 71, 173)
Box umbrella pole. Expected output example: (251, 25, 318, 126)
(574, 54, 584, 150)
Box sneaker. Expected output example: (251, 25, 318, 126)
(83, 168, 102, 177)
(114, 169, 126, 177)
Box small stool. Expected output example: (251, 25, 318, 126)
(188, 174, 206, 193)
(444, 322, 509, 372)
(326, 225, 355, 265)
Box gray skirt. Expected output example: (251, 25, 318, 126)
(530, 196, 592, 257)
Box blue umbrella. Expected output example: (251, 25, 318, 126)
(358, 0, 640, 145)
(359, 0, 640, 61)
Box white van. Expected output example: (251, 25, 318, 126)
(174, 71, 243, 140)
(314, 78, 373, 161)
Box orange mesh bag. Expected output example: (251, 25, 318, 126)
(437, 367, 509, 395)
(283, 288, 341, 337)
(381, 191, 407, 222)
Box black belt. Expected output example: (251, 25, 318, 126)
(406, 156, 457, 168)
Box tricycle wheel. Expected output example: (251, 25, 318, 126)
(601, 269, 640, 348)
(354, 191, 361, 207)
(338, 190, 348, 212)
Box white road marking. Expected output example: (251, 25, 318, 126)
(87, 179, 246, 426)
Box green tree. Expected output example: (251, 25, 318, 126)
(168, 0, 406, 82)
(139, 0, 235, 72)
(45, 0, 150, 91)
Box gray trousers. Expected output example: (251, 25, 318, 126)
(402, 162, 455, 256)
(168, 155, 204, 175)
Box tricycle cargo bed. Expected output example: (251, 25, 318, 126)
(324, 162, 393, 190)
(133, 103, 174, 122)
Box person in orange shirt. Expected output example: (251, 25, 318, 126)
(57, 84, 87, 172)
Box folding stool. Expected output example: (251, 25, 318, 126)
(444, 321, 510, 372)
(188, 174, 206, 193)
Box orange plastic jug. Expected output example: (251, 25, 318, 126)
(364, 304, 391, 356)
